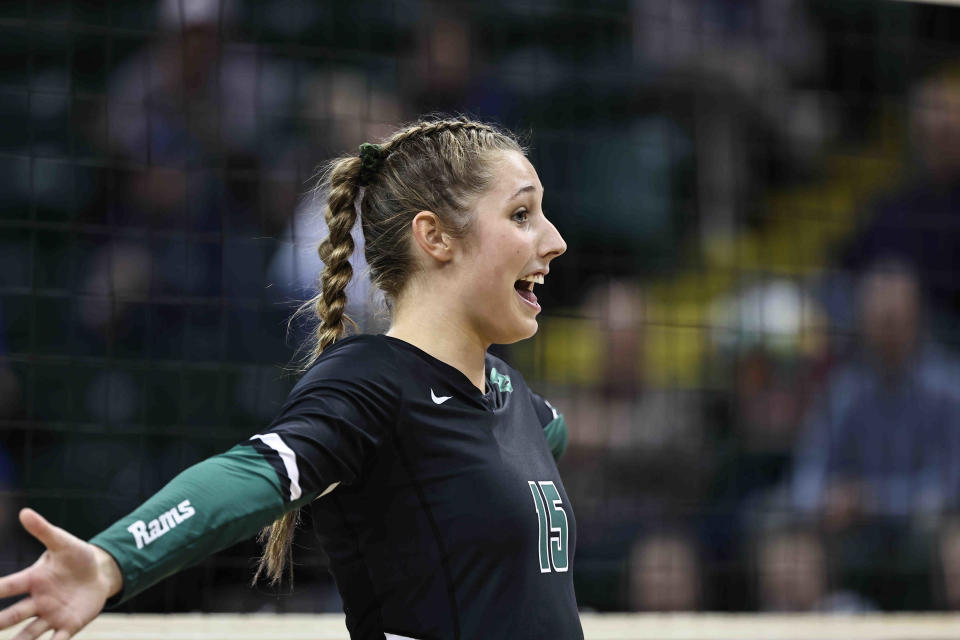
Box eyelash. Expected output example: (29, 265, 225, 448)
(511, 209, 529, 224)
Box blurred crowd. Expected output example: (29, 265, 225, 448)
(3, 0, 960, 614)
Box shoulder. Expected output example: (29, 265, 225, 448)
(295, 334, 401, 392)
(484, 351, 558, 421)
(273, 334, 403, 431)
(484, 351, 528, 392)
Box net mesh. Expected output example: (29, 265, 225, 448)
(2, 0, 960, 616)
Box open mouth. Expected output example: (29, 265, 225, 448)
(514, 273, 543, 309)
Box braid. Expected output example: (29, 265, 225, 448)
(315, 156, 362, 354)
(254, 155, 363, 588)
(385, 117, 497, 151)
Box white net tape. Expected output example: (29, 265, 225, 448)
(2, 613, 960, 640)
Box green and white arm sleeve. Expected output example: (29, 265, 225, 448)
(89, 443, 316, 604)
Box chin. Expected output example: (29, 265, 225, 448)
(521, 318, 539, 339)
(499, 318, 539, 344)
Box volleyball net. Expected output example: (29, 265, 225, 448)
(6, 0, 960, 618)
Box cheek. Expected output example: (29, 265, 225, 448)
(493, 230, 528, 261)
(466, 227, 529, 297)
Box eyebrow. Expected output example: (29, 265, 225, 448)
(507, 184, 537, 202)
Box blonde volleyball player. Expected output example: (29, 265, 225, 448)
(0, 117, 578, 640)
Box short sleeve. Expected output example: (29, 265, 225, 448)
(530, 391, 568, 462)
(248, 336, 402, 499)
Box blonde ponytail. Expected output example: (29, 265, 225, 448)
(253, 155, 362, 587)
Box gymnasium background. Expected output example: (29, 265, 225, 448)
(2, 0, 960, 617)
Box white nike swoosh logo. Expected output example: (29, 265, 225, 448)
(430, 389, 452, 404)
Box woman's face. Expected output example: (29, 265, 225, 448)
(454, 150, 566, 345)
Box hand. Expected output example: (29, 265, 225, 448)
(0, 509, 123, 640)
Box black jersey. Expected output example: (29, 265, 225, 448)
(90, 334, 579, 640)
(261, 335, 580, 640)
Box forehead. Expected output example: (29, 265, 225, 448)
(483, 150, 542, 200)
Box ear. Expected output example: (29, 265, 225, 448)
(410, 211, 454, 263)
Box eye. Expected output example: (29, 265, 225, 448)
(511, 208, 529, 224)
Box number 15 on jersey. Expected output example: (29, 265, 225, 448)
(528, 480, 569, 573)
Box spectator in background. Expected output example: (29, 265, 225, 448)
(843, 64, 960, 334)
(556, 280, 709, 610)
(753, 527, 829, 612)
(79, 0, 304, 394)
(627, 530, 702, 612)
(402, 1, 518, 122)
(767, 261, 960, 610)
(25, 0, 324, 612)
(792, 262, 960, 525)
(562, 281, 708, 514)
(67, 0, 269, 493)
(630, 0, 825, 248)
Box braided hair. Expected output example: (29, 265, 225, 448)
(254, 116, 523, 586)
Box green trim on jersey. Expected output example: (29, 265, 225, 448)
(542, 414, 568, 462)
(89, 443, 315, 604)
(489, 367, 513, 393)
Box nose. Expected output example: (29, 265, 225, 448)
(540, 216, 567, 261)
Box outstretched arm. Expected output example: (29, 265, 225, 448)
(88, 442, 317, 604)
(0, 339, 398, 638)
(0, 442, 316, 639)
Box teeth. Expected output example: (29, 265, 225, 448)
(519, 273, 544, 285)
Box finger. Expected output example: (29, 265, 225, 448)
(11, 616, 48, 640)
(0, 598, 37, 629)
(0, 568, 31, 600)
(19, 509, 68, 552)
(52, 631, 71, 640)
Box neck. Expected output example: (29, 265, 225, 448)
(386, 286, 489, 392)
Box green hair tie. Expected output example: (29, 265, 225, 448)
(358, 142, 388, 186)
